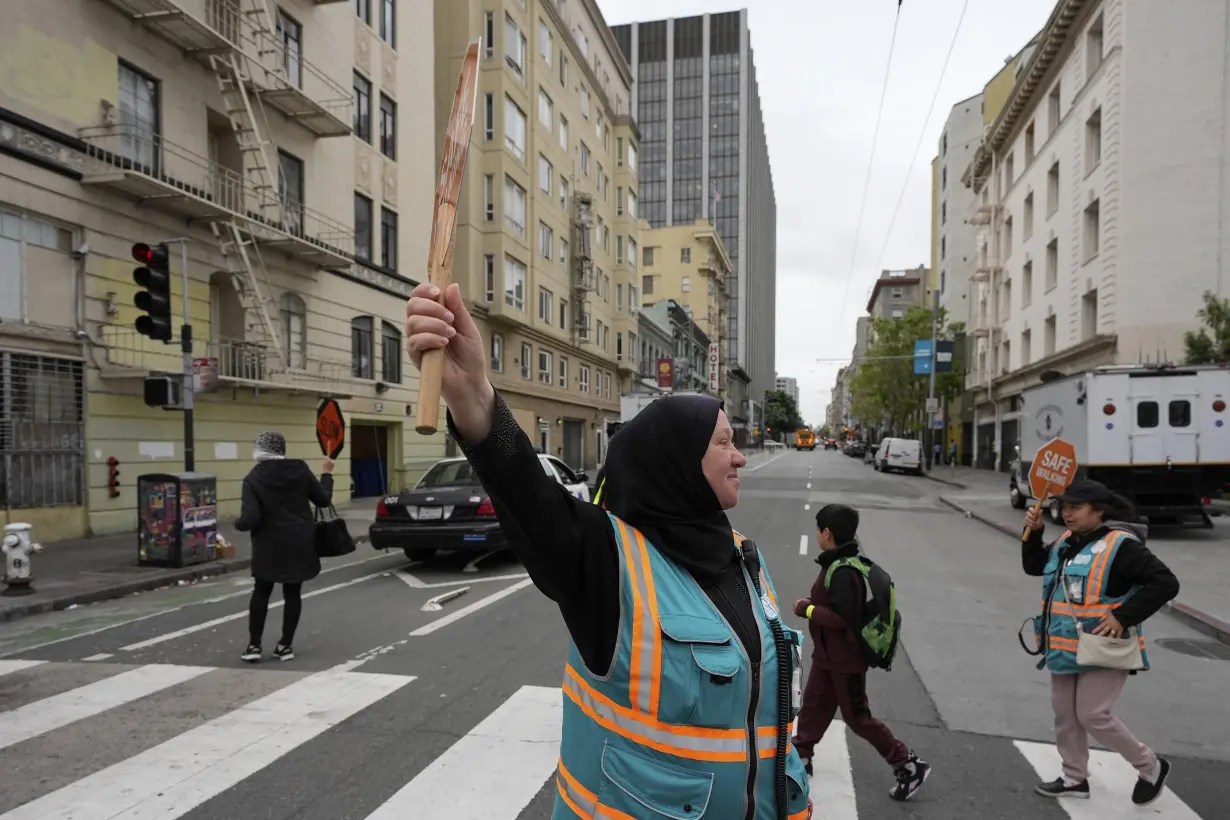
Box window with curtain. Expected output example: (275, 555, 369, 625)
(351, 316, 373, 378)
(278, 293, 306, 369)
(380, 320, 401, 383)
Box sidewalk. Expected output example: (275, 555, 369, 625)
(0, 501, 377, 624)
(931, 465, 1230, 645)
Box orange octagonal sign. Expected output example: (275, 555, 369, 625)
(316, 398, 346, 459)
(1028, 437, 1077, 500)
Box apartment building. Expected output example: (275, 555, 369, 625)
(774, 375, 798, 409)
(0, 0, 436, 539)
(619, 303, 673, 395)
(436, 0, 636, 470)
(866, 267, 931, 320)
(962, 0, 1230, 468)
(827, 372, 846, 431)
(611, 10, 777, 441)
(639, 219, 731, 396)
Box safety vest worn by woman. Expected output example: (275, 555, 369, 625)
(554, 512, 811, 820)
(1033, 529, 1151, 674)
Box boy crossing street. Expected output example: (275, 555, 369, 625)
(791, 504, 932, 801)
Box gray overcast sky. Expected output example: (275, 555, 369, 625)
(596, 0, 1057, 424)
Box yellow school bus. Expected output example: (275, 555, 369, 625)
(795, 429, 816, 451)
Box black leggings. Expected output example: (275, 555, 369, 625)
(248, 580, 303, 646)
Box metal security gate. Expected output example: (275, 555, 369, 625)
(0, 352, 85, 509)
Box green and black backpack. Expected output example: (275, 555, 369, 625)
(823, 555, 902, 671)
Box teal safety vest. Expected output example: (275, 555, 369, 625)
(553, 512, 812, 820)
(1034, 529, 1151, 674)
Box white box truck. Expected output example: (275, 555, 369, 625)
(1007, 364, 1230, 526)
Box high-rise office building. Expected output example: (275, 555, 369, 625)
(611, 10, 777, 440)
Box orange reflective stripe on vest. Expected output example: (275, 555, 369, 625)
(612, 518, 662, 718)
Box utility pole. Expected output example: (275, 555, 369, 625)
(925, 288, 939, 471)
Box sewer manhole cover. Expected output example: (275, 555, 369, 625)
(1153, 637, 1230, 661)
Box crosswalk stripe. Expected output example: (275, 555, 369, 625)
(0, 665, 415, 820)
(0, 663, 212, 751)
(363, 685, 563, 819)
(0, 660, 45, 678)
(809, 721, 859, 819)
(1013, 740, 1202, 818)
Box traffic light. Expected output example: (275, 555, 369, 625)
(132, 242, 173, 341)
(106, 457, 121, 498)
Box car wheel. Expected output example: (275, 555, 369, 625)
(1010, 485, 1027, 509)
(403, 547, 436, 562)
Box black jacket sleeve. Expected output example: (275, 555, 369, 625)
(1106, 537, 1180, 628)
(1021, 526, 1049, 576)
(824, 566, 864, 627)
(234, 477, 260, 532)
(306, 470, 334, 508)
(447, 390, 621, 676)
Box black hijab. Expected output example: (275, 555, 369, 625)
(597, 394, 737, 582)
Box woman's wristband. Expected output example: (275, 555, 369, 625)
(805, 605, 815, 619)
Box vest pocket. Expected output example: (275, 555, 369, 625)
(658, 614, 742, 728)
(596, 741, 714, 819)
(785, 752, 811, 818)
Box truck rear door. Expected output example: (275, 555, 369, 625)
(1129, 375, 1199, 465)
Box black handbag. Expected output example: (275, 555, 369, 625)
(314, 504, 356, 557)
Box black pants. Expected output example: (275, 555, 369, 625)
(248, 580, 303, 646)
(793, 667, 910, 767)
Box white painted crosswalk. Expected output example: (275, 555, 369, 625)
(0, 660, 1213, 819)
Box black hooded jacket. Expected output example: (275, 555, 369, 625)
(234, 459, 334, 584)
(448, 390, 762, 678)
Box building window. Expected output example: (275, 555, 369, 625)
(117, 62, 159, 170)
(379, 0, 395, 46)
(277, 150, 304, 232)
(379, 94, 396, 158)
(1085, 108, 1102, 172)
(580, 365, 590, 393)
(483, 12, 494, 58)
(1086, 14, 1104, 78)
(381, 320, 401, 383)
(1047, 83, 1062, 137)
(490, 332, 504, 371)
(0, 352, 85, 509)
(1082, 289, 1099, 340)
(483, 254, 495, 302)
(1046, 161, 1060, 216)
(354, 0, 371, 26)
(354, 193, 373, 260)
(538, 154, 552, 193)
(353, 72, 372, 142)
(505, 255, 526, 310)
(580, 142, 590, 175)
(484, 173, 495, 221)
(558, 356, 568, 388)
(351, 316, 374, 378)
(538, 349, 553, 384)
(380, 207, 397, 269)
(1023, 193, 1034, 239)
(1046, 238, 1059, 289)
(275, 9, 302, 88)
(505, 96, 526, 160)
(1083, 199, 1100, 262)
(539, 19, 552, 65)
(539, 222, 552, 259)
(484, 92, 494, 140)
(559, 115, 568, 151)
(559, 53, 568, 87)
(559, 297, 569, 330)
(538, 285, 553, 322)
(505, 15, 526, 77)
(279, 293, 306, 369)
(538, 88, 552, 129)
(504, 176, 526, 235)
(520, 342, 532, 379)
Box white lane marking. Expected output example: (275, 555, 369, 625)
(806, 482, 812, 489)
(804, 504, 811, 511)
(799, 534, 809, 556)
(0, 664, 213, 751)
(1013, 740, 1199, 818)
(1, 553, 415, 659)
(396, 570, 529, 589)
(362, 685, 562, 820)
(744, 449, 787, 473)
(0, 660, 46, 677)
(119, 567, 394, 652)
(810, 720, 858, 820)
(0, 665, 414, 820)
(409, 578, 535, 637)
(82, 653, 114, 662)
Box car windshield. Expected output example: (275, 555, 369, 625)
(416, 460, 477, 488)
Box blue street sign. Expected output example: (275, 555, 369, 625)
(914, 339, 955, 375)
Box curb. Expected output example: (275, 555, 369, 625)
(937, 495, 1230, 647)
(0, 558, 253, 624)
(924, 472, 968, 490)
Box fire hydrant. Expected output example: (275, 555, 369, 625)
(2, 523, 42, 596)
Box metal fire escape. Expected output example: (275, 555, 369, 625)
(571, 192, 595, 346)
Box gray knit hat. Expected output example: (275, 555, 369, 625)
(254, 431, 286, 455)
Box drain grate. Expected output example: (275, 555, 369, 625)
(1153, 637, 1230, 662)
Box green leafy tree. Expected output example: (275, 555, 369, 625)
(763, 389, 803, 440)
(1184, 291, 1230, 364)
(848, 306, 965, 434)
(819, 424, 832, 439)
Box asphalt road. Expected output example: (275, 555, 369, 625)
(0, 449, 1226, 819)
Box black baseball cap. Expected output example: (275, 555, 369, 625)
(1056, 479, 1113, 505)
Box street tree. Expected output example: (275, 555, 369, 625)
(819, 424, 832, 439)
(848, 306, 964, 434)
(1184, 291, 1230, 364)
(763, 389, 803, 440)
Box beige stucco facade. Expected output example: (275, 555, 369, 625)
(434, 0, 637, 469)
(0, 0, 443, 540)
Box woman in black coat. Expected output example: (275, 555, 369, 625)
(234, 430, 334, 662)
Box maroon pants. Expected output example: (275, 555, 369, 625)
(792, 667, 909, 767)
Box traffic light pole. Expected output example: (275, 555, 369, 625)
(162, 238, 195, 472)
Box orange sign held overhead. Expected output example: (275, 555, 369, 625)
(1023, 437, 1077, 540)
(316, 398, 346, 459)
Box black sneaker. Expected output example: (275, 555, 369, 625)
(272, 643, 295, 661)
(1035, 777, 1090, 798)
(1132, 758, 1170, 805)
(889, 752, 930, 801)
(241, 644, 262, 663)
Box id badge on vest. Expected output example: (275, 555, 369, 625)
(1065, 575, 1086, 605)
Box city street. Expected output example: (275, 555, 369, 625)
(1, 449, 1227, 819)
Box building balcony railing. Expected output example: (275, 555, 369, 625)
(96, 325, 358, 398)
(95, 0, 352, 137)
(78, 125, 353, 268)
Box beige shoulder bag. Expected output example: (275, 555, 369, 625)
(1064, 566, 1144, 670)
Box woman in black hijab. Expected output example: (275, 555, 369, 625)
(405, 282, 812, 820)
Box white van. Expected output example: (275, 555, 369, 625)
(875, 437, 923, 475)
